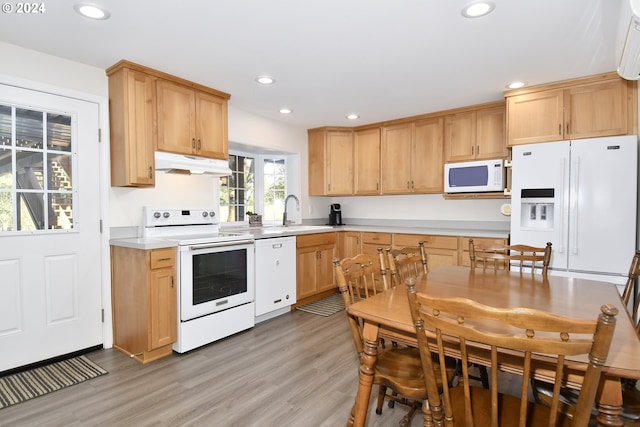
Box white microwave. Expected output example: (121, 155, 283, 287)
(444, 159, 505, 193)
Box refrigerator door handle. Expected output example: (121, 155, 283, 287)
(570, 156, 580, 254)
(558, 157, 566, 254)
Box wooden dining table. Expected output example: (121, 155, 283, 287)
(346, 265, 640, 427)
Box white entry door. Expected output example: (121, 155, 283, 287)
(0, 84, 102, 372)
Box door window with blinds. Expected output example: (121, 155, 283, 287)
(0, 103, 76, 232)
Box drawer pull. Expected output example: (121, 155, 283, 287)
(157, 257, 172, 262)
(274, 299, 282, 304)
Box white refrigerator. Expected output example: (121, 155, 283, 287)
(510, 135, 638, 289)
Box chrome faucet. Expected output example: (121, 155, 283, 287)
(283, 194, 300, 226)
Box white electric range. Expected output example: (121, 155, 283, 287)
(142, 206, 255, 353)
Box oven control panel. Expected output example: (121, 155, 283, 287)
(143, 207, 218, 227)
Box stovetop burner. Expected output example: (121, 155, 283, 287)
(142, 206, 254, 244)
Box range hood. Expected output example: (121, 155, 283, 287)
(154, 151, 232, 176)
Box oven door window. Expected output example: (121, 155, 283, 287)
(192, 249, 247, 305)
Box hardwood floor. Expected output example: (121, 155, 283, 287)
(0, 309, 520, 427)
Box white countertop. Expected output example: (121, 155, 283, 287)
(109, 237, 179, 250)
(110, 220, 510, 248)
(224, 221, 510, 240)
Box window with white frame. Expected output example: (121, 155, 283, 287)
(219, 152, 287, 223)
(0, 104, 75, 232)
(263, 158, 286, 221)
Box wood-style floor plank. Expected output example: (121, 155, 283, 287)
(0, 309, 427, 427)
(0, 308, 522, 427)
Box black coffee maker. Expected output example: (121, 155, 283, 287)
(329, 203, 344, 225)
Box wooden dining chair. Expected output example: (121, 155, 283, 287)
(469, 239, 553, 274)
(386, 242, 428, 287)
(338, 248, 390, 302)
(621, 249, 640, 330)
(406, 278, 618, 427)
(334, 256, 455, 427)
(533, 249, 640, 425)
(467, 239, 555, 388)
(620, 250, 640, 426)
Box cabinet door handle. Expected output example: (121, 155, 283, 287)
(471, 146, 474, 155)
(192, 138, 196, 149)
(149, 166, 153, 179)
(406, 181, 410, 189)
(566, 123, 570, 135)
(558, 124, 562, 135)
(171, 275, 174, 288)
(198, 139, 202, 150)
(476, 145, 479, 155)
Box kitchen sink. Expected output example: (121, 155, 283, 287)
(260, 225, 334, 233)
(224, 224, 335, 235)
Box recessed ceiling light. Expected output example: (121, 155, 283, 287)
(507, 81, 527, 89)
(279, 108, 292, 114)
(461, 1, 495, 18)
(74, 3, 110, 20)
(346, 114, 360, 120)
(255, 76, 275, 85)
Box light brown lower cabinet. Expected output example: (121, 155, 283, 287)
(298, 231, 507, 306)
(393, 233, 459, 272)
(339, 231, 362, 260)
(111, 246, 177, 363)
(295, 233, 337, 305)
(361, 232, 392, 255)
(458, 236, 509, 268)
(334, 231, 508, 273)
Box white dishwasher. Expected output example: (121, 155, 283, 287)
(254, 236, 297, 322)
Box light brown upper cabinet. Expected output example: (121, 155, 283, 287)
(413, 117, 444, 193)
(380, 117, 444, 194)
(156, 79, 229, 160)
(505, 72, 637, 146)
(308, 128, 354, 196)
(381, 123, 412, 194)
(354, 127, 381, 195)
(107, 65, 155, 187)
(444, 103, 507, 162)
(106, 60, 231, 187)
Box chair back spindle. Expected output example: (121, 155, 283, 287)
(469, 239, 552, 275)
(387, 242, 428, 287)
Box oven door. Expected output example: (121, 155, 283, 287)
(178, 240, 255, 321)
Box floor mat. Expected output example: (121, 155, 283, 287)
(296, 293, 345, 316)
(0, 355, 107, 409)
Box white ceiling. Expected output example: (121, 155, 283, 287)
(0, 0, 628, 130)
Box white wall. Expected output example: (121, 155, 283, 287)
(0, 41, 107, 97)
(109, 173, 220, 228)
(333, 194, 508, 222)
